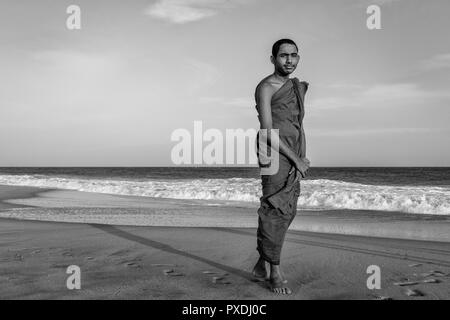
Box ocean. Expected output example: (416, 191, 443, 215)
(0, 167, 449, 215)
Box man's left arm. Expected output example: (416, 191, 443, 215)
(300, 125, 306, 158)
(300, 81, 308, 158)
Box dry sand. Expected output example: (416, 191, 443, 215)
(0, 185, 449, 300)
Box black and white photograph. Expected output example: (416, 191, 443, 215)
(0, 0, 449, 304)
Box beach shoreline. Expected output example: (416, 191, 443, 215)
(1, 184, 449, 300)
(1, 184, 449, 243)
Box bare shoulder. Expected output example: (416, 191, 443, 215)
(255, 75, 278, 101)
(299, 80, 309, 92)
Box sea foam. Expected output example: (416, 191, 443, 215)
(0, 174, 449, 215)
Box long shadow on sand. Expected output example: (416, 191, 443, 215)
(91, 224, 267, 289)
(208, 228, 450, 268)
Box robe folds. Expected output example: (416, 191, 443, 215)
(255, 77, 308, 265)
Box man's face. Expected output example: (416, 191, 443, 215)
(272, 43, 299, 76)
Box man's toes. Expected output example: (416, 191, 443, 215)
(278, 288, 292, 294)
(271, 286, 291, 294)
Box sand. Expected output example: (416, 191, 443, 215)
(0, 185, 449, 300)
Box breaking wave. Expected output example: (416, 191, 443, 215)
(0, 174, 449, 215)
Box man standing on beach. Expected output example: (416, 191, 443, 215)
(253, 39, 310, 294)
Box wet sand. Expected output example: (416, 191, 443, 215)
(0, 185, 449, 299)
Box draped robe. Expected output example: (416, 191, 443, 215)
(255, 77, 308, 265)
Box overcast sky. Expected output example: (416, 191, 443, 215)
(1, 0, 449, 166)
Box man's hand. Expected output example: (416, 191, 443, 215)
(294, 157, 310, 178)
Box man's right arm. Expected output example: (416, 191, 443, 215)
(256, 83, 303, 169)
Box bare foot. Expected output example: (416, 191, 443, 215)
(252, 258, 288, 283)
(270, 278, 292, 295)
(270, 265, 291, 295)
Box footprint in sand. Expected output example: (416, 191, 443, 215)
(422, 278, 440, 284)
(408, 263, 422, 267)
(163, 269, 184, 277)
(199, 270, 233, 284)
(417, 270, 448, 278)
(428, 270, 447, 277)
(125, 262, 142, 269)
(14, 254, 23, 261)
(405, 289, 424, 297)
(212, 276, 231, 285)
(201, 270, 231, 284)
(393, 281, 419, 286)
(418, 272, 433, 277)
(151, 264, 185, 276)
(61, 251, 73, 257)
